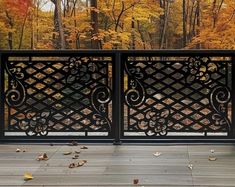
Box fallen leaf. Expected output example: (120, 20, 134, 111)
(153, 152, 162, 157)
(16, 148, 21, 152)
(80, 146, 88, 149)
(188, 163, 193, 170)
(72, 154, 79, 159)
(37, 153, 48, 161)
(133, 179, 139, 185)
(24, 172, 33, 181)
(75, 151, 81, 154)
(23, 150, 26, 152)
(77, 160, 87, 167)
(208, 156, 217, 161)
(69, 163, 76, 168)
(63, 151, 72, 155)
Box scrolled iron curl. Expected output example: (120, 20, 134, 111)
(125, 80, 145, 107)
(125, 62, 144, 79)
(91, 86, 111, 106)
(91, 86, 112, 132)
(210, 86, 231, 132)
(210, 86, 230, 113)
(6, 80, 26, 107)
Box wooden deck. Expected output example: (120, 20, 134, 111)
(0, 144, 235, 186)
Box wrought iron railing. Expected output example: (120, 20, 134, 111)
(0, 50, 234, 143)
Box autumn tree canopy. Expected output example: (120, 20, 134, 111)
(0, 0, 234, 49)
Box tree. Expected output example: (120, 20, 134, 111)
(0, 0, 235, 50)
(90, 0, 100, 49)
(51, 0, 65, 49)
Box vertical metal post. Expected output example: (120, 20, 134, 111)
(0, 52, 5, 141)
(232, 55, 235, 138)
(113, 51, 122, 145)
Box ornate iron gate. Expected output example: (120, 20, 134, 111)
(0, 50, 234, 143)
(0, 51, 114, 141)
(121, 52, 233, 141)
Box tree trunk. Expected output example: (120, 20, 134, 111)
(30, 8, 34, 49)
(51, 0, 66, 49)
(90, 0, 99, 49)
(18, 11, 28, 49)
(36, 0, 39, 44)
(130, 16, 135, 49)
(5, 11, 13, 49)
(188, 0, 195, 42)
(137, 20, 146, 49)
(196, 0, 200, 49)
(182, 0, 187, 47)
(160, 0, 170, 49)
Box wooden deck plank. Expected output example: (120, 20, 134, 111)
(23, 174, 193, 186)
(0, 144, 234, 186)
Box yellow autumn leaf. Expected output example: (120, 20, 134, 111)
(24, 172, 33, 181)
(200, 76, 206, 81)
(199, 66, 207, 72)
(208, 63, 217, 72)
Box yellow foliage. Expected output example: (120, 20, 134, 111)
(0, 0, 234, 49)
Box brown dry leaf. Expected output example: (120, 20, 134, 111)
(24, 172, 33, 181)
(37, 153, 48, 161)
(69, 163, 76, 168)
(77, 160, 87, 167)
(75, 151, 81, 154)
(133, 179, 139, 185)
(63, 151, 72, 155)
(208, 156, 217, 161)
(80, 146, 88, 149)
(72, 154, 79, 159)
(16, 148, 21, 152)
(153, 152, 162, 157)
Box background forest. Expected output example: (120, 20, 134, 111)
(0, 0, 235, 50)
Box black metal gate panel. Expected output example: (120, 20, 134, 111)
(1, 52, 113, 139)
(122, 53, 233, 139)
(0, 50, 235, 143)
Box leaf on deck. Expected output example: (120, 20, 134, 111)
(188, 163, 193, 170)
(133, 179, 139, 185)
(24, 172, 33, 181)
(72, 154, 79, 159)
(80, 146, 88, 149)
(153, 152, 162, 157)
(208, 156, 217, 161)
(16, 148, 21, 152)
(63, 151, 72, 155)
(36, 153, 48, 161)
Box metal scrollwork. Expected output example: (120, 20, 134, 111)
(186, 56, 217, 84)
(124, 61, 145, 107)
(19, 110, 51, 136)
(63, 56, 97, 84)
(138, 109, 170, 136)
(210, 86, 231, 132)
(91, 86, 111, 132)
(5, 63, 26, 107)
(125, 79, 145, 107)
